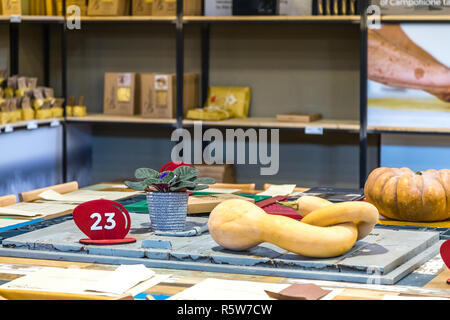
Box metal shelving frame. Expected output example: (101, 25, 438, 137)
(4, 0, 449, 188)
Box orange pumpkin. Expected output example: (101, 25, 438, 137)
(364, 167, 450, 222)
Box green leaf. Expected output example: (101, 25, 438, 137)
(193, 184, 210, 191)
(173, 166, 199, 181)
(144, 177, 162, 186)
(193, 177, 216, 185)
(161, 171, 176, 184)
(171, 181, 197, 191)
(135, 168, 160, 179)
(124, 180, 147, 191)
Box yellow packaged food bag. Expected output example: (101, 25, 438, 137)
(21, 108, 35, 121)
(51, 107, 64, 118)
(186, 106, 230, 121)
(35, 109, 53, 119)
(72, 106, 87, 117)
(10, 110, 21, 123)
(0, 112, 12, 125)
(66, 106, 73, 117)
(205, 86, 251, 119)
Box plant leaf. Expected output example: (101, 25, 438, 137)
(124, 180, 147, 191)
(135, 168, 160, 179)
(171, 181, 197, 191)
(193, 177, 216, 185)
(160, 171, 176, 184)
(173, 166, 199, 181)
(193, 184, 210, 191)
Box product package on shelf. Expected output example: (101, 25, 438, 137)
(33, 87, 53, 119)
(372, 0, 450, 14)
(152, 0, 202, 16)
(0, 0, 22, 15)
(87, 0, 130, 16)
(139, 73, 199, 119)
(20, 96, 35, 121)
(103, 72, 137, 116)
(66, 96, 87, 117)
(132, 0, 153, 15)
(313, 0, 359, 15)
(204, 0, 232, 16)
(187, 86, 251, 121)
(232, 0, 278, 15)
(55, 0, 88, 16)
(279, 0, 313, 16)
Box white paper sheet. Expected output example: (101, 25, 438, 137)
(0, 202, 77, 218)
(382, 295, 450, 300)
(199, 188, 240, 194)
(84, 264, 155, 295)
(38, 189, 140, 203)
(1, 265, 169, 297)
(168, 278, 343, 300)
(257, 184, 296, 197)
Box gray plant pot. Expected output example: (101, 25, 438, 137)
(146, 192, 189, 232)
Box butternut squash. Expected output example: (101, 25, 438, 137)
(208, 199, 379, 258)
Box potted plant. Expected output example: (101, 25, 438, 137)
(125, 166, 215, 232)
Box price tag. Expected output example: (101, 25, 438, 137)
(4, 125, 13, 133)
(50, 119, 61, 127)
(27, 121, 38, 130)
(305, 126, 324, 135)
(73, 200, 136, 245)
(10, 15, 21, 23)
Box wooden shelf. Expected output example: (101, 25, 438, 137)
(368, 125, 450, 135)
(380, 15, 450, 22)
(0, 118, 63, 132)
(79, 16, 176, 23)
(66, 114, 177, 125)
(184, 117, 360, 131)
(67, 114, 360, 132)
(183, 15, 361, 24)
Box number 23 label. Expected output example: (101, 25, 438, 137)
(90, 212, 116, 231)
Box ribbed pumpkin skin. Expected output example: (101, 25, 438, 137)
(364, 167, 450, 222)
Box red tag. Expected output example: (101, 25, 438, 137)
(211, 96, 216, 103)
(159, 161, 194, 172)
(73, 200, 134, 243)
(440, 240, 450, 270)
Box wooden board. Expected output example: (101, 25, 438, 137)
(0, 213, 442, 285)
(188, 194, 255, 214)
(276, 113, 322, 123)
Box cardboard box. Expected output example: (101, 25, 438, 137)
(279, 0, 312, 15)
(195, 164, 236, 184)
(0, 0, 21, 15)
(152, 0, 202, 16)
(204, 0, 232, 16)
(103, 72, 138, 116)
(57, 0, 89, 16)
(372, 0, 450, 14)
(87, 0, 130, 16)
(132, 0, 153, 15)
(139, 73, 199, 119)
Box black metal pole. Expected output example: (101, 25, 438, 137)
(62, 0, 68, 183)
(359, 0, 369, 188)
(201, 23, 210, 107)
(175, 0, 184, 129)
(9, 23, 19, 76)
(43, 24, 50, 87)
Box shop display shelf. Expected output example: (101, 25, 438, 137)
(0, 118, 64, 133)
(183, 117, 360, 133)
(183, 15, 361, 24)
(380, 15, 450, 23)
(368, 125, 450, 136)
(65, 114, 177, 126)
(79, 16, 177, 23)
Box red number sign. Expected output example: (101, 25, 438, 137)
(73, 199, 136, 245)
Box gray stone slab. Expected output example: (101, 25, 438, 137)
(0, 213, 441, 284)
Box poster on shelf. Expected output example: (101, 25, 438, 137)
(368, 23, 450, 129)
